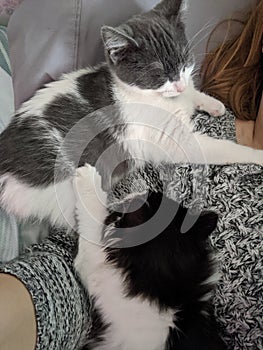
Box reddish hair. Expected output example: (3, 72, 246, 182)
(201, 0, 263, 120)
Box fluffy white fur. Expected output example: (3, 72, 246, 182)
(0, 174, 75, 228)
(74, 165, 176, 350)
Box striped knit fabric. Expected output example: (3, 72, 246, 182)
(0, 25, 11, 76)
(0, 26, 49, 263)
(0, 25, 19, 263)
(0, 210, 19, 263)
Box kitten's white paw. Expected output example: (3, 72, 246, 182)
(75, 164, 106, 207)
(74, 165, 107, 245)
(76, 163, 98, 180)
(76, 164, 102, 193)
(197, 95, 226, 117)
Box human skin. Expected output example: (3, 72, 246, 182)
(236, 43, 263, 150)
(0, 273, 37, 350)
(254, 91, 263, 149)
(236, 91, 263, 149)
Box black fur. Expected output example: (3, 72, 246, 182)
(97, 191, 227, 349)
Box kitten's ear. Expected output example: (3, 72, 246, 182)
(101, 26, 139, 64)
(154, 0, 188, 19)
(187, 211, 218, 241)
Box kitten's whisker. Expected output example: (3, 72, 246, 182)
(195, 52, 210, 59)
(185, 18, 216, 50)
(188, 30, 213, 55)
(183, 20, 216, 59)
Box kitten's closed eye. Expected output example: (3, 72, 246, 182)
(130, 61, 163, 73)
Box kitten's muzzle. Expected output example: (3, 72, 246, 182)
(159, 78, 187, 98)
(173, 79, 186, 93)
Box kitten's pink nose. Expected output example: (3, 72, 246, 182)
(174, 80, 186, 93)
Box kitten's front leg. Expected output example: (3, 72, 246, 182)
(191, 133, 263, 166)
(193, 90, 226, 117)
(74, 165, 108, 243)
(74, 165, 108, 281)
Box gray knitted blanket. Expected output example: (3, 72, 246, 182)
(109, 111, 263, 350)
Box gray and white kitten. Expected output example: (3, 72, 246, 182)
(0, 0, 262, 229)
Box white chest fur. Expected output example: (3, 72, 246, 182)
(114, 80, 197, 164)
(75, 240, 175, 350)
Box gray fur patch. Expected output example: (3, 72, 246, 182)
(103, 0, 194, 89)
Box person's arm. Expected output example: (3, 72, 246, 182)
(235, 119, 255, 148)
(254, 91, 263, 148)
(0, 274, 36, 350)
(235, 92, 263, 150)
(236, 42, 263, 150)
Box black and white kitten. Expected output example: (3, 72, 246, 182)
(0, 0, 262, 229)
(74, 165, 226, 350)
